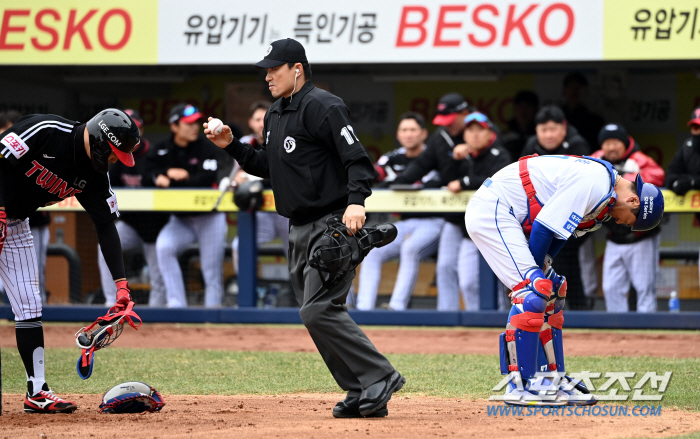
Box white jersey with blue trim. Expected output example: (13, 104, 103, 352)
(487, 155, 617, 239)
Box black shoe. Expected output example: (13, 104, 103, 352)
(333, 391, 388, 418)
(359, 371, 405, 417)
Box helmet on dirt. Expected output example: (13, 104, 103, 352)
(86, 109, 140, 173)
(632, 173, 664, 231)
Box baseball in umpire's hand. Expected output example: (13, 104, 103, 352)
(204, 117, 234, 149)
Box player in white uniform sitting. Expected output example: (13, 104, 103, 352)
(465, 155, 664, 406)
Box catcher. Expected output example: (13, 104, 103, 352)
(0, 109, 139, 413)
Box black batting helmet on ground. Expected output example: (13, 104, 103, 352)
(86, 109, 140, 173)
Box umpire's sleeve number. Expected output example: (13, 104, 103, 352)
(340, 125, 359, 145)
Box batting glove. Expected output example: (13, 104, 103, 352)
(0, 211, 6, 255)
(114, 280, 132, 310)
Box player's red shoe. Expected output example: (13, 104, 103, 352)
(24, 388, 77, 414)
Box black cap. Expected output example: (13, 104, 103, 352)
(255, 38, 308, 69)
(433, 93, 468, 126)
(688, 106, 700, 127)
(598, 123, 630, 148)
(168, 103, 203, 125)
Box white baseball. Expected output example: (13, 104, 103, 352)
(208, 118, 223, 135)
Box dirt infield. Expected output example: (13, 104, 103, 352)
(2, 393, 700, 439)
(0, 324, 697, 357)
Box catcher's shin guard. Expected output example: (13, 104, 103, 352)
(537, 274, 567, 374)
(500, 269, 551, 382)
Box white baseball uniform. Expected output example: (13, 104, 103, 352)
(465, 156, 617, 289)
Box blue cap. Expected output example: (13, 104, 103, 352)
(632, 173, 664, 231)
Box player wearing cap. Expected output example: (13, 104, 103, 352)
(205, 38, 404, 418)
(665, 106, 700, 287)
(465, 154, 664, 406)
(442, 112, 511, 310)
(97, 109, 169, 307)
(391, 93, 474, 309)
(146, 104, 227, 308)
(356, 112, 444, 311)
(0, 108, 139, 413)
(591, 124, 664, 312)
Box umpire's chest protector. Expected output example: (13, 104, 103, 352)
(265, 84, 349, 219)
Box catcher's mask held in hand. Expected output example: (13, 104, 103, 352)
(309, 217, 397, 288)
(75, 301, 142, 380)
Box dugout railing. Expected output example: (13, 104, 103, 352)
(0, 188, 698, 329)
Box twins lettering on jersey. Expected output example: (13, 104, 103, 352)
(25, 160, 83, 199)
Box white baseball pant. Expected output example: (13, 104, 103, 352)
(97, 220, 166, 307)
(30, 224, 49, 303)
(578, 237, 599, 299)
(356, 217, 443, 310)
(602, 234, 660, 312)
(436, 222, 482, 311)
(232, 211, 289, 274)
(1, 218, 42, 321)
(156, 213, 227, 308)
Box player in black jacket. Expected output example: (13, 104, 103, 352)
(97, 109, 169, 307)
(146, 104, 227, 308)
(205, 38, 403, 419)
(0, 108, 139, 413)
(441, 112, 512, 311)
(520, 105, 590, 158)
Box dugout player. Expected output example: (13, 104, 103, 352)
(520, 105, 590, 157)
(231, 101, 289, 276)
(97, 109, 169, 307)
(356, 112, 443, 310)
(591, 124, 664, 312)
(391, 93, 473, 309)
(442, 112, 511, 311)
(0, 108, 139, 413)
(665, 106, 700, 287)
(147, 104, 227, 308)
(205, 38, 404, 418)
(465, 155, 664, 405)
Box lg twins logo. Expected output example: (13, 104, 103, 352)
(1, 133, 29, 159)
(284, 136, 296, 153)
(98, 120, 121, 146)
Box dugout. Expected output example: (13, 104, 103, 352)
(1, 2, 700, 319)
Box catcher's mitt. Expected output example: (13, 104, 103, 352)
(75, 301, 142, 380)
(99, 381, 165, 414)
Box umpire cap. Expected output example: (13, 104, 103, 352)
(255, 38, 308, 68)
(632, 173, 664, 232)
(86, 109, 140, 174)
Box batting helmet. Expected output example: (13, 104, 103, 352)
(86, 109, 140, 174)
(309, 217, 397, 287)
(234, 180, 265, 211)
(632, 173, 664, 232)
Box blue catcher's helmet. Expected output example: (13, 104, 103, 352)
(632, 173, 664, 231)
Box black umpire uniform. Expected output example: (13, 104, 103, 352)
(220, 38, 402, 418)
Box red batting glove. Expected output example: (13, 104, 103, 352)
(115, 280, 132, 310)
(0, 211, 6, 255)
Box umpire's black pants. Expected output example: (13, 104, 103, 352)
(288, 212, 395, 391)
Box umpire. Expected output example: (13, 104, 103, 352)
(205, 38, 404, 418)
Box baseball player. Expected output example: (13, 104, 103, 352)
(97, 109, 169, 307)
(146, 104, 227, 308)
(442, 112, 511, 311)
(665, 106, 700, 286)
(0, 108, 139, 413)
(392, 94, 473, 308)
(231, 101, 289, 275)
(356, 112, 443, 310)
(591, 124, 665, 312)
(465, 154, 664, 405)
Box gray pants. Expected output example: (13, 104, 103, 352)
(289, 212, 395, 391)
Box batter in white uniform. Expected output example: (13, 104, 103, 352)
(465, 155, 664, 406)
